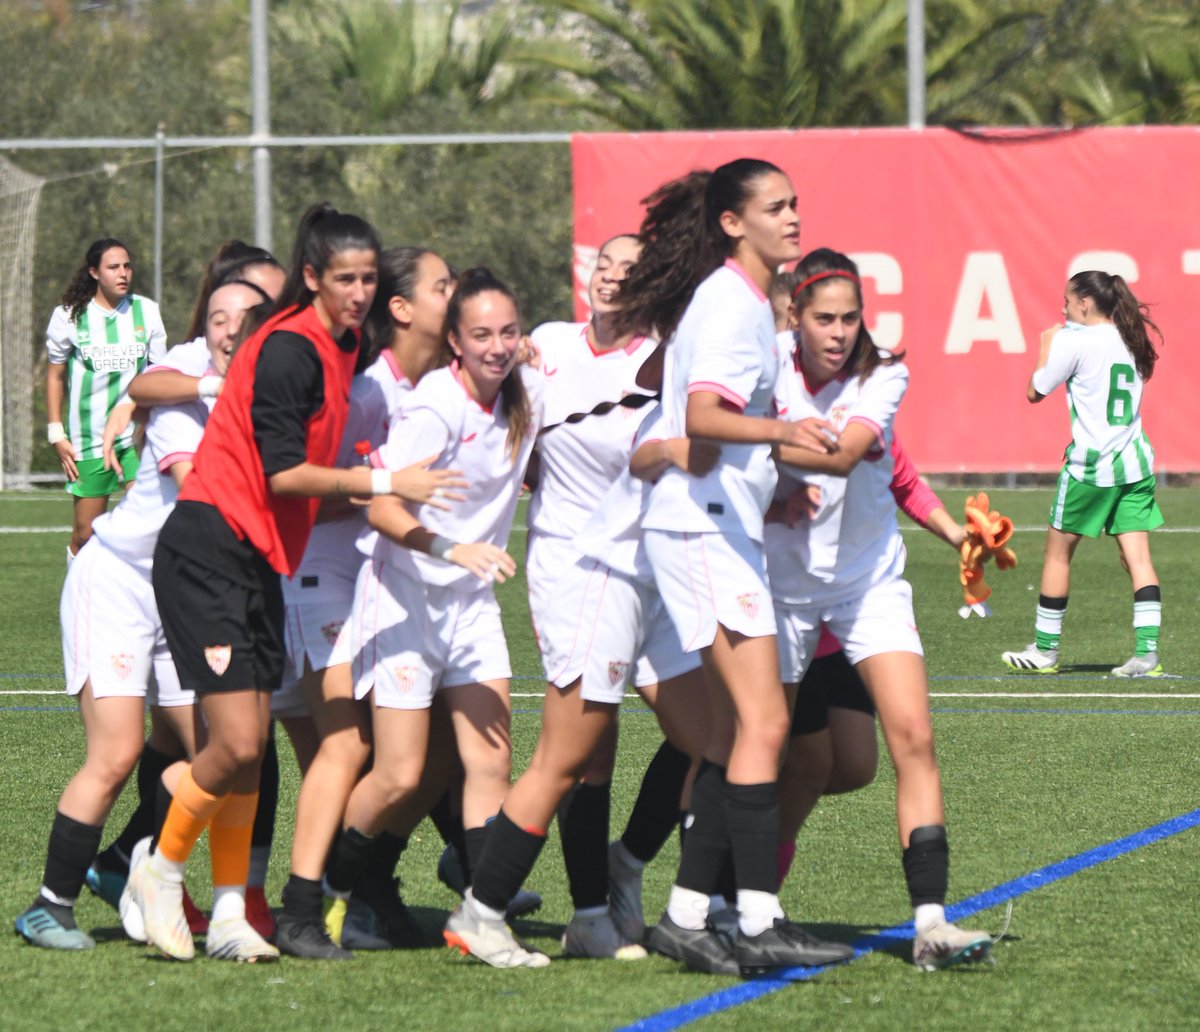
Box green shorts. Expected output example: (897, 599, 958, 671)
(1049, 470, 1163, 538)
(67, 447, 139, 499)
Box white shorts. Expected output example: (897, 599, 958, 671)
(283, 567, 358, 676)
(61, 539, 192, 708)
(270, 657, 309, 719)
(643, 529, 777, 652)
(350, 559, 512, 711)
(526, 531, 577, 641)
(539, 556, 699, 704)
(775, 577, 924, 683)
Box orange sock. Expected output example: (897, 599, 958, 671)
(157, 767, 225, 864)
(209, 792, 258, 890)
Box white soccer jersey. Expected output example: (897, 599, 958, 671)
(767, 358, 909, 606)
(527, 322, 657, 541)
(46, 294, 168, 460)
(371, 363, 543, 591)
(1031, 322, 1154, 487)
(89, 340, 213, 576)
(642, 260, 781, 543)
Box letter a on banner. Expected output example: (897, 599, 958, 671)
(944, 252, 1023, 354)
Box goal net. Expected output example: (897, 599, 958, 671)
(0, 154, 44, 488)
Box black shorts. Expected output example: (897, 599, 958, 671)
(790, 650, 876, 737)
(153, 508, 285, 696)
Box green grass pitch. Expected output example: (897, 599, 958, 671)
(1, 488, 1198, 1031)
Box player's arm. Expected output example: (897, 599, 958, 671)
(45, 359, 78, 481)
(777, 419, 877, 477)
(1027, 324, 1062, 403)
(686, 391, 836, 455)
(129, 368, 221, 406)
(630, 435, 721, 482)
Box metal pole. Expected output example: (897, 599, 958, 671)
(251, 0, 272, 252)
(907, 0, 926, 129)
(154, 123, 164, 302)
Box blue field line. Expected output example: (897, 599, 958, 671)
(618, 806, 1200, 1032)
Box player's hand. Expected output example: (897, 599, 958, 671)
(519, 336, 541, 369)
(783, 483, 822, 525)
(391, 454, 468, 510)
(666, 437, 720, 477)
(53, 438, 79, 482)
(778, 416, 838, 454)
(449, 541, 517, 584)
(1038, 324, 1062, 364)
(101, 401, 138, 480)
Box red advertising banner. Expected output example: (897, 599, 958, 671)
(571, 128, 1200, 472)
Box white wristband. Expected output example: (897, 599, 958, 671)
(47, 422, 67, 445)
(370, 467, 392, 496)
(197, 375, 222, 399)
(429, 535, 457, 561)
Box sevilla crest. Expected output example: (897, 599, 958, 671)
(321, 621, 344, 646)
(110, 653, 134, 679)
(204, 645, 232, 676)
(394, 665, 418, 694)
(737, 593, 760, 620)
(608, 660, 630, 688)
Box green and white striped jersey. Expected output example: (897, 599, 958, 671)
(46, 295, 168, 461)
(1031, 322, 1154, 487)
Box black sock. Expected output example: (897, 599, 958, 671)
(325, 827, 374, 896)
(357, 832, 407, 898)
(621, 741, 691, 864)
(902, 825, 949, 907)
(43, 811, 104, 905)
(430, 791, 466, 857)
(281, 873, 324, 922)
(677, 810, 688, 850)
(105, 742, 177, 868)
(724, 781, 781, 895)
(252, 726, 279, 851)
(463, 825, 491, 888)
(675, 760, 730, 895)
(559, 782, 610, 911)
(471, 810, 547, 914)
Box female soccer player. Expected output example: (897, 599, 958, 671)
(324, 267, 536, 959)
(126, 203, 459, 963)
(769, 247, 992, 970)
(603, 159, 850, 977)
(46, 238, 167, 559)
(1001, 271, 1164, 677)
(274, 245, 458, 959)
(14, 279, 264, 951)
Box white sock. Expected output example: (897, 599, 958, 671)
(466, 888, 506, 923)
(211, 886, 246, 924)
(40, 885, 75, 908)
(915, 903, 946, 933)
(736, 889, 785, 937)
(149, 851, 186, 882)
(613, 841, 646, 871)
(666, 885, 710, 931)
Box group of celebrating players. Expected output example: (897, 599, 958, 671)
(16, 154, 1166, 978)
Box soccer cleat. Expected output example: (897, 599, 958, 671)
(443, 894, 550, 969)
(646, 912, 739, 976)
(562, 910, 648, 960)
(606, 842, 645, 944)
(135, 851, 195, 961)
(1112, 652, 1164, 678)
(342, 880, 425, 950)
(205, 916, 280, 962)
(14, 904, 95, 951)
(912, 921, 992, 971)
(182, 885, 208, 935)
(1000, 643, 1059, 673)
(437, 843, 543, 920)
(323, 895, 348, 947)
(275, 913, 353, 960)
(119, 837, 151, 943)
(85, 861, 127, 911)
(244, 886, 275, 941)
(735, 918, 854, 974)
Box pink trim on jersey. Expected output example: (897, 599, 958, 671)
(890, 434, 942, 526)
(798, 362, 849, 397)
(382, 348, 408, 383)
(157, 450, 195, 473)
(723, 258, 767, 302)
(368, 448, 386, 469)
(688, 380, 747, 412)
(450, 360, 496, 415)
(814, 624, 842, 658)
(580, 324, 651, 358)
(846, 415, 885, 459)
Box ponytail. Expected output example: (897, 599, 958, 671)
(275, 202, 381, 316)
(186, 239, 282, 340)
(1067, 271, 1161, 380)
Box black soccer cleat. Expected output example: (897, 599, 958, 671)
(646, 912, 739, 975)
(736, 918, 854, 974)
(274, 912, 353, 961)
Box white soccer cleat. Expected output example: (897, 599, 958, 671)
(444, 893, 550, 969)
(136, 851, 194, 961)
(606, 842, 645, 945)
(912, 921, 992, 971)
(206, 916, 281, 963)
(1111, 651, 1164, 678)
(118, 837, 151, 943)
(1000, 643, 1059, 674)
(562, 909, 648, 961)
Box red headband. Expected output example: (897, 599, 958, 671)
(792, 269, 860, 299)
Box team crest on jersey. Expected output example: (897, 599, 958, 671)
(737, 593, 761, 620)
(830, 404, 848, 429)
(321, 621, 344, 646)
(110, 653, 135, 679)
(608, 660, 630, 688)
(393, 665, 418, 693)
(205, 645, 232, 676)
